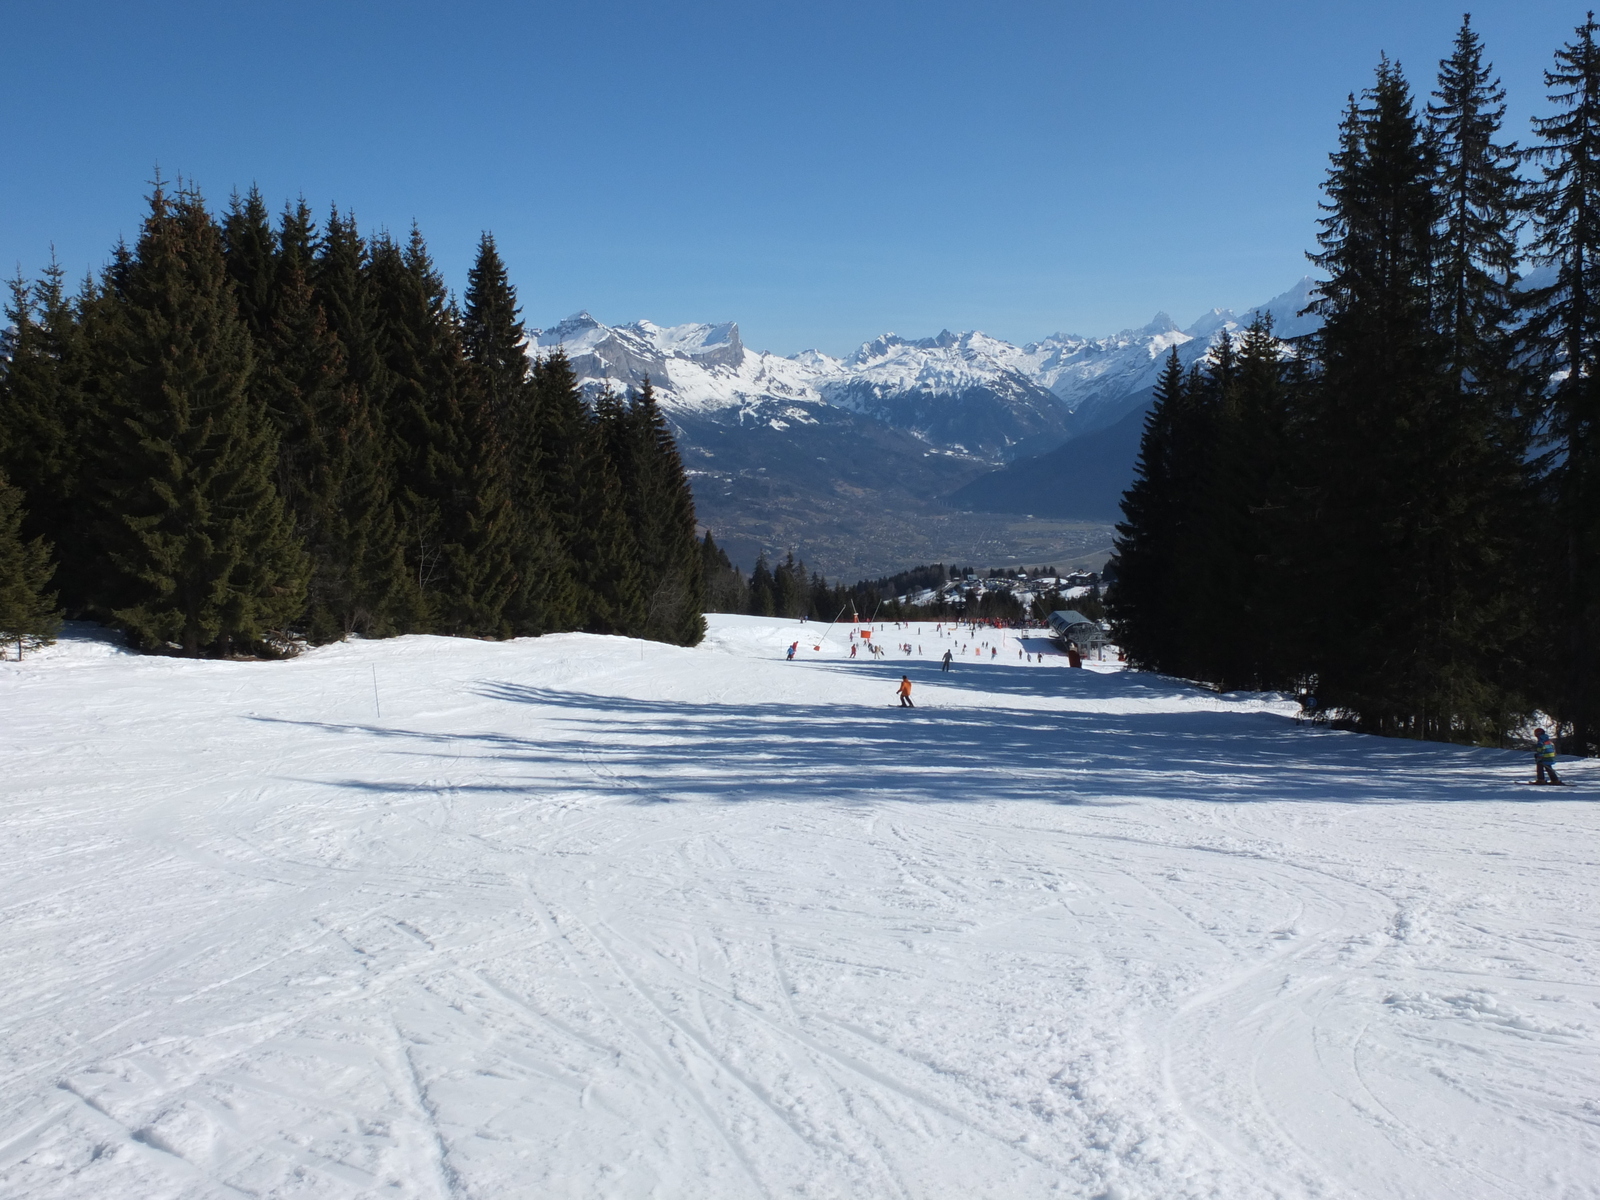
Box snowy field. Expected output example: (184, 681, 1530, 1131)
(1, 615, 1597, 1200)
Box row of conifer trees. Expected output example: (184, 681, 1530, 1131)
(1110, 15, 1600, 753)
(0, 180, 705, 655)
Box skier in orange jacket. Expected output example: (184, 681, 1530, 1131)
(897, 676, 914, 708)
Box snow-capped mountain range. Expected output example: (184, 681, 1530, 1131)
(534, 277, 1318, 465)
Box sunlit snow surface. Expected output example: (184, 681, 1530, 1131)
(1, 617, 1596, 1199)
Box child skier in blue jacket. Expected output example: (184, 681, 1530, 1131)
(1534, 728, 1565, 785)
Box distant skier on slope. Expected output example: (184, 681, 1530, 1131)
(786, 642, 798, 661)
(898, 676, 915, 708)
(941, 650, 953, 672)
(1534, 728, 1565, 785)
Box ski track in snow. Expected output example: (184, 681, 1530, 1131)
(0, 616, 1596, 1199)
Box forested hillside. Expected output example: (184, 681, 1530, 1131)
(0, 184, 705, 655)
(1110, 15, 1600, 755)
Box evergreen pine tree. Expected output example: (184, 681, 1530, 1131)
(619, 379, 705, 644)
(1108, 347, 1188, 671)
(90, 180, 308, 655)
(281, 205, 407, 638)
(1305, 60, 1510, 738)
(461, 233, 576, 634)
(1169, 331, 1234, 682)
(0, 262, 92, 610)
(0, 470, 62, 657)
(531, 349, 627, 629)
(220, 187, 279, 338)
(1430, 15, 1525, 388)
(747, 554, 777, 617)
(367, 228, 459, 627)
(584, 388, 648, 634)
(1424, 16, 1531, 731)
(445, 368, 519, 637)
(700, 531, 748, 613)
(1205, 315, 1306, 690)
(306, 208, 415, 635)
(1525, 12, 1600, 753)
(773, 552, 806, 620)
(313, 210, 390, 406)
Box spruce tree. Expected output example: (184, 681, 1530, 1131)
(220, 187, 279, 338)
(773, 551, 805, 620)
(90, 181, 308, 655)
(1108, 346, 1188, 671)
(461, 233, 576, 634)
(584, 388, 647, 634)
(1430, 15, 1525, 387)
(1525, 12, 1600, 753)
(0, 262, 91, 610)
(444, 368, 519, 637)
(280, 205, 406, 638)
(1169, 331, 1234, 682)
(531, 349, 632, 630)
(1205, 315, 1305, 691)
(747, 554, 777, 617)
(1424, 16, 1531, 732)
(367, 228, 456, 627)
(700, 531, 747, 613)
(1305, 70, 1439, 730)
(366, 224, 518, 635)
(305, 207, 414, 636)
(0, 471, 62, 657)
(1305, 60, 1511, 738)
(619, 379, 705, 644)
(313, 209, 390, 407)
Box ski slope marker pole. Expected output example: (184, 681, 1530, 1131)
(372, 665, 381, 719)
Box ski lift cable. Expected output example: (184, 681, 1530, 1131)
(812, 602, 851, 651)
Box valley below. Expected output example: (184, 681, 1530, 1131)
(537, 281, 1315, 578)
(673, 402, 1115, 577)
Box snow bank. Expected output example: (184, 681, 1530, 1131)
(0, 617, 1594, 1198)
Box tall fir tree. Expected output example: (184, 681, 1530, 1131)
(618, 379, 705, 645)
(747, 553, 777, 617)
(313, 209, 390, 408)
(1108, 347, 1190, 672)
(530, 349, 634, 630)
(461, 233, 576, 634)
(89, 180, 307, 655)
(1305, 59, 1512, 738)
(220, 187, 279, 339)
(1170, 330, 1234, 682)
(700, 530, 748, 613)
(1525, 13, 1600, 753)
(1424, 16, 1531, 731)
(1204, 315, 1305, 691)
(0, 470, 62, 656)
(1430, 15, 1526, 387)
(291, 206, 407, 638)
(586, 388, 648, 634)
(368, 228, 454, 626)
(0, 262, 92, 609)
(296, 208, 415, 636)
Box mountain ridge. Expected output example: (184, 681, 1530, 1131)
(531, 276, 1317, 463)
(525, 279, 1320, 576)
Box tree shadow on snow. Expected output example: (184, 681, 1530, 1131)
(248, 671, 1577, 808)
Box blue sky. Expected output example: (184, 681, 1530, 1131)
(1, 1, 1589, 355)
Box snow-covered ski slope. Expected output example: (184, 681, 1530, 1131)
(1, 616, 1596, 1199)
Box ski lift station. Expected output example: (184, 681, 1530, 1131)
(1047, 609, 1106, 650)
